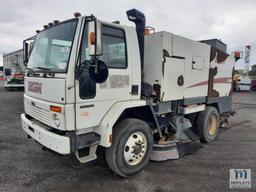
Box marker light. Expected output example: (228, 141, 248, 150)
(144, 26, 155, 35)
(90, 32, 95, 45)
(234, 51, 241, 58)
(109, 134, 112, 144)
(74, 12, 81, 17)
(50, 105, 62, 113)
(53, 20, 59, 24)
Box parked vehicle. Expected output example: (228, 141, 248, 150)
(236, 76, 251, 91)
(21, 9, 238, 177)
(251, 79, 256, 91)
(3, 49, 25, 90)
(4, 67, 24, 91)
(0, 66, 3, 80)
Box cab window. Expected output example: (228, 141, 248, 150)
(101, 26, 127, 69)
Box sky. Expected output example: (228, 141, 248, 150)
(0, 0, 256, 69)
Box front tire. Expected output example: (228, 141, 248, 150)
(105, 118, 153, 177)
(197, 106, 219, 143)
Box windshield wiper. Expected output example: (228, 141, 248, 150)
(36, 67, 51, 70)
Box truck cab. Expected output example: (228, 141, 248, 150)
(21, 12, 144, 165)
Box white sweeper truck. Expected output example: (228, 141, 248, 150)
(21, 9, 239, 177)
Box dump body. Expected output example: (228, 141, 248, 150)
(144, 32, 235, 111)
(144, 32, 210, 101)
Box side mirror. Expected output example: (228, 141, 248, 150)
(88, 20, 103, 56)
(23, 42, 29, 66)
(84, 15, 107, 83)
(89, 59, 108, 83)
(23, 36, 35, 66)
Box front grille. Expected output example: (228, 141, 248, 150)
(24, 102, 52, 126)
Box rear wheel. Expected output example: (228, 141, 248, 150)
(197, 106, 219, 143)
(105, 118, 153, 177)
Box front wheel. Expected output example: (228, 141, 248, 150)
(105, 118, 153, 177)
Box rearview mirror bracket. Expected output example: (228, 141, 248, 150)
(23, 36, 35, 66)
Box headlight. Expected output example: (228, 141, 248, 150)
(52, 113, 60, 127)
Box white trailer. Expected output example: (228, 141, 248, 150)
(3, 49, 25, 90)
(21, 9, 237, 177)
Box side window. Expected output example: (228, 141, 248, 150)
(79, 23, 96, 99)
(101, 26, 127, 68)
(5, 69, 11, 76)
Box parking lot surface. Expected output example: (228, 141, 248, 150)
(0, 81, 255, 192)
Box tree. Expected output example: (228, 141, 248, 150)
(249, 65, 256, 77)
(234, 69, 241, 75)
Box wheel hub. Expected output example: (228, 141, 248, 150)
(208, 114, 218, 136)
(123, 132, 147, 166)
(133, 143, 142, 155)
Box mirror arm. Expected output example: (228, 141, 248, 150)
(75, 64, 80, 80)
(94, 18, 98, 58)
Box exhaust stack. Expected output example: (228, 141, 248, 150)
(126, 9, 146, 74)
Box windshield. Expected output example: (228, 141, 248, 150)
(27, 19, 77, 73)
(11, 63, 23, 72)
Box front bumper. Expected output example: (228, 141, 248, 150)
(5, 83, 24, 88)
(21, 113, 70, 154)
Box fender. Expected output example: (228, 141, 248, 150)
(95, 100, 146, 147)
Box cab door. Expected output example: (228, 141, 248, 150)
(75, 23, 132, 130)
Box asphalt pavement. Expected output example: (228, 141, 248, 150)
(0, 81, 255, 192)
